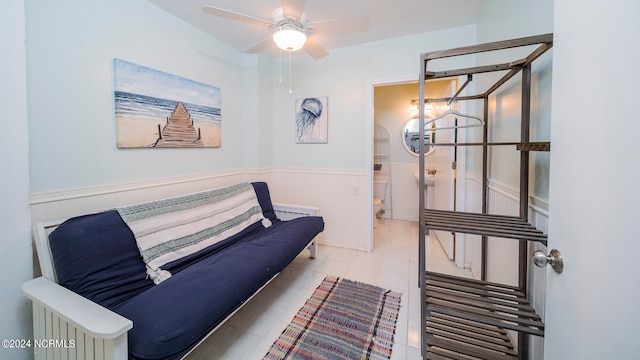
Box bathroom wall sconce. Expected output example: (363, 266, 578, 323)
(409, 99, 433, 113)
(409, 99, 418, 113)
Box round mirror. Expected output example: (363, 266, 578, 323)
(402, 114, 435, 156)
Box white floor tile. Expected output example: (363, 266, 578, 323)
(187, 219, 471, 360)
(190, 326, 261, 360)
(350, 248, 384, 269)
(377, 269, 410, 293)
(394, 310, 409, 345)
(406, 344, 423, 359)
(228, 303, 283, 338)
(390, 343, 407, 360)
(344, 263, 379, 284)
(406, 314, 422, 349)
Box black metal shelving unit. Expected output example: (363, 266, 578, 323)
(417, 34, 553, 360)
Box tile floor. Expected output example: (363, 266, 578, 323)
(186, 218, 473, 359)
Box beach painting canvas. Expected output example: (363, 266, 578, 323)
(295, 97, 328, 144)
(113, 59, 221, 148)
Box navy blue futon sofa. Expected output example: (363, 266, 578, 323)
(26, 182, 324, 360)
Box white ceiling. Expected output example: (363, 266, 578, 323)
(147, 0, 486, 57)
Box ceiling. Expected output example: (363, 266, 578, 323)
(147, 0, 486, 57)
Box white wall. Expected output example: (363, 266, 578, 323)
(465, 3, 555, 262)
(273, 25, 478, 170)
(473, 0, 554, 199)
(269, 25, 477, 250)
(29, 24, 480, 255)
(26, 0, 260, 193)
(22, 2, 480, 259)
(465, 1, 554, 357)
(242, 54, 274, 170)
(1, 1, 32, 359)
(468, 0, 554, 273)
(21, 1, 276, 356)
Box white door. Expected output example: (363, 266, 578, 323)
(544, 1, 640, 358)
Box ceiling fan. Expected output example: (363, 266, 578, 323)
(202, 0, 369, 59)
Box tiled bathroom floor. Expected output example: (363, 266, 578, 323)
(185, 218, 474, 359)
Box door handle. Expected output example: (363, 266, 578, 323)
(532, 249, 563, 274)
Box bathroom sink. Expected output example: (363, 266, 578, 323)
(415, 172, 436, 186)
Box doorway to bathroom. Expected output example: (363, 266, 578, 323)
(370, 78, 468, 267)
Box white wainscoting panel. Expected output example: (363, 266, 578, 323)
(375, 162, 437, 222)
(485, 179, 522, 287)
(463, 176, 548, 359)
(388, 162, 420, 222)
(527, 195, 548, 360)
(29, 167, 368, 254)
(463, 177, 484, 278)
(268, 168, 367, 251)
(29, 170, 247, 225)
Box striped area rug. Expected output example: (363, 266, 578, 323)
(265, 276, 402, 360)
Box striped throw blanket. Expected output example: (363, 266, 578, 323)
(116, 183, 269, 284)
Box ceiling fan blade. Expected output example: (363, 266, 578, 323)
(303, 38, 329, 59)
(246, 37, 274, 54)
(202, 5, 274, 28)
(309, 16, 370, 34)
(281, 0, 306, 20)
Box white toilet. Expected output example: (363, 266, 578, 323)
(373, 180, 388, 227)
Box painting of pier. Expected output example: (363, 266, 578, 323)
(113, 59, 221, 148)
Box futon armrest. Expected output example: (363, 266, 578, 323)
(22, 277, 133, 339)
(272, 203, 320, 259)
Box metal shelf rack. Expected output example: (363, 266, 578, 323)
(424, 209, 548, 245)
(417, 34, 553, 360)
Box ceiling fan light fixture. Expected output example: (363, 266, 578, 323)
(273, 26, 307, 51)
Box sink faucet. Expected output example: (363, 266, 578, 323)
(427, 169, 437, 175)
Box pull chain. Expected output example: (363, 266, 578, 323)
(279, 49, 282, 84)
(288, 51, 293, 94)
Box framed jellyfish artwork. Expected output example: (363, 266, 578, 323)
(295, 97, 328, 144)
